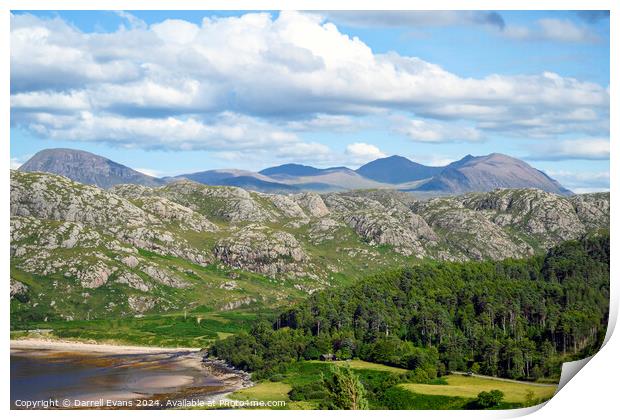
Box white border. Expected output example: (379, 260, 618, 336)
(2, 1, 616, 420)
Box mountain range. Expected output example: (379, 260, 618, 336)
(19, 148, 571, 195)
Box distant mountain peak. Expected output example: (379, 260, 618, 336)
(356, 154, 443, 184)
(414, 152, 571, 195)
(259, 163, 322, 177)
(18, 148, 164, 189)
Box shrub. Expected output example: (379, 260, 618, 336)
(476, 390, 504, 408)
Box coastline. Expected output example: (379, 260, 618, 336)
(10, 338, 201, 354)
(10, 338, 253, 409)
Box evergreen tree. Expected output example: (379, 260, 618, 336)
(321, 364, 369, 410)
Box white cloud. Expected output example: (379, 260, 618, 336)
(345, 142, 386, 164)
(22, 110, 319, 154)
(393, 117, 484, 143)
(543, 169, 609, 193)
(9, 11, 609, 155)
(503, 19, 598, 43)
(525, 139, 610, 161)
(286, 114, 361, 132)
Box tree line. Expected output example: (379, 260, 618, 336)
(211, 231, 609, 381)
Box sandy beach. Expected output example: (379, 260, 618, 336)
(11, 338, 252, 409)
(10, 338, 201, 354)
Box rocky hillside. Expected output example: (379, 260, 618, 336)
(10, 170, 608, 322)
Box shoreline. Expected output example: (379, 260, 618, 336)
(10, 338, 253, 409)
(10, 338, 201, 354)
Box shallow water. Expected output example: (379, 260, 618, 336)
(11, 348, 225, 409)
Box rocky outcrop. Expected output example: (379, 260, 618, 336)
(10, 279, 28, 300)
(307, 218, 344, 244)
(570, 192, 611, 231)
(214, 225, 311, 278)
(264, 194, 307, 219)
(116, 271, 151, 292)
(76, 262, 114, 289)
(141, 265, 188, 288)
(344, 211, 437, 257)
(293, 193, 330, 217)
(139, 196, 219, 232)
(155, 180, 277, 223)
(455, 189, 594, 249)
(220, 297, 256, 311)
(11, 171, 212, 265)
(127, 295, 156, 313)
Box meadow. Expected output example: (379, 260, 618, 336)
(227, 361, 556, 410)
(400, 374, 556, 404)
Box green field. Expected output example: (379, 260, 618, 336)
(401, 374, 556, 404)
(10, 309, 267, 348)
(314, 359, 408, 374)
(225, 363, 557, 410)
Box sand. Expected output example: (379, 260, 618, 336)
(10, 338, 201, 354)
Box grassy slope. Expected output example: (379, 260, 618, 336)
(400, 374, 556, 403)
(10, 309, 271, 348)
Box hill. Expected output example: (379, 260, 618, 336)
(18, 148, 164, 189)
(356, 155, 443, 183)
(10, 170, 608, 324)
(414, 153, 571, 195)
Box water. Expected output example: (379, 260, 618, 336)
(11, 348, 227, 409)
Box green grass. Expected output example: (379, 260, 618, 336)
(11, 309, 263, 348)
(230, 382, 291, 404)
(226, 360, 405, 410)
(225, 363, 556, 410)
(400, 374, 556, 404)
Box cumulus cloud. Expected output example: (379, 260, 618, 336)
(9, 11, 609, 159)
(345, 142, 386, 164)
(524, 139, 610, 161)
(393, 116, 484, 143)
(503, 18, 599, 43)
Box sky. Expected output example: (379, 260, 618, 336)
(9, 10, 610, 192)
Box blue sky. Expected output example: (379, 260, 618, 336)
(10, 10, 609, 192)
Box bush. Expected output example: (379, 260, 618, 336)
(381, 386, 416, 409)
(476, 390, 504, 408)
(288, 382, 328, 401)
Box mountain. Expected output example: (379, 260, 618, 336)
(413, 153, 572, 195)
(18, 148, 164, 189)
(11, 169, 608, 323)
(261, 164, 389, 191)
(17, 148, 573, 195)
(259, 163, 324, 177)
(171, 169, 300, 193)
(356, 155, 444, 183)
